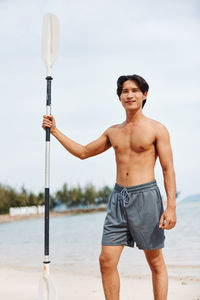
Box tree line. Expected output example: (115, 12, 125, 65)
(0, 182, 180, 215)
(0, 183, 113, 214)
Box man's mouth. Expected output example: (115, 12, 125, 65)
(126, 100, 136, 103)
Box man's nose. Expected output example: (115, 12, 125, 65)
(127, 92, 133, 98)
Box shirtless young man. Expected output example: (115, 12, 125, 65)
(42, 74, 177, 300)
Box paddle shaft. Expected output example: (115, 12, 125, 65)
(44, 76, 53, 264)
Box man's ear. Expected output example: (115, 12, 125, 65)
(143, 91, 148, 99)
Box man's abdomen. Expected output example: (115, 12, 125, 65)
(115, 153, 157, 187)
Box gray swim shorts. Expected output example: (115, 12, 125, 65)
(102, 180, 165, 250)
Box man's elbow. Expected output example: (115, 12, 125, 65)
(79, 148, 88, 160)
(79, 153, 86, 160)
(79, 154, 86, 160)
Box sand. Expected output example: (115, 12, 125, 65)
(0, 265, 199, 300)
(0, 207, 107, 224)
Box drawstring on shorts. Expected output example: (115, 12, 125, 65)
(120, 188, 130, 207)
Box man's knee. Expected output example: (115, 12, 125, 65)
(149, 258, 166, 274)
(144, 249, 166, 274)
(99, 245, 124, 273)
(99, 253, 118, 272)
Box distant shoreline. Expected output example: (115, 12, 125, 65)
(0, 206, 107, 224)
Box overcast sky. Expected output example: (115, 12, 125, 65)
(0, 0, 199, 200)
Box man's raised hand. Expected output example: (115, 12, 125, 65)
(42, 115, 57, 134)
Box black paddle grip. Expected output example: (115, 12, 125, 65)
(44, 187, 50, 256)
(46, 76, 53, 106)
(46, 127, 50, 142)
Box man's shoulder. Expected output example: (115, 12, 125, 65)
(145, 117, 169, 140)
(105, 123, 122, 132)
(145, 116, 168, 131)
(102, 123, 123, 139)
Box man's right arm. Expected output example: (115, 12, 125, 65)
(42, 115, 112, 160)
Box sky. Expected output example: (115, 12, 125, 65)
(0, 0, 199, 201)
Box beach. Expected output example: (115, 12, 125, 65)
(0, 207, 107, 224)
(0, 265, 199, 300)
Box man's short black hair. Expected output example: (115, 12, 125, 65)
(116, 74, 149, 109)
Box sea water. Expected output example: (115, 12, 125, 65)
(0, 200, 199, 277)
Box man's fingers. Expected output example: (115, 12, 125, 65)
(159, 214, 164, 228)
(43, 115, 53, 120)
(168, 221, 176, 229)
(161, 220, 175, 230)
(43, 122, 50, 126)
(163, 219, 170, 229)
(42, 115, 56, 133)
(42, 119, 52, 129)
(43, 119, 52, 124)
(159, 208, 177, 230)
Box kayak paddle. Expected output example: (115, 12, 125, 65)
(38, 13, 60, 300)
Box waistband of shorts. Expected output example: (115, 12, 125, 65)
(114, 180, 157, 193)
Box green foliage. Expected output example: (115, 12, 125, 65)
(68, 184, 83, 207)
(0, 182, 181, 215)
(83, 183, 97, 206)
(37, 192, 44, 206)
(55, 183, 70, 205)
(0, 182, 112, 214)
(97, 186, 112, 204)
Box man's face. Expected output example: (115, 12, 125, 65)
(119, 80, 147, 110)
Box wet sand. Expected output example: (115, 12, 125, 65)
(0, 207, 107, 224)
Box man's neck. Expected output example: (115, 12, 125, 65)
(125, 109, 144, 124)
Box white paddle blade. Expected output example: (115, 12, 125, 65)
(42, 13, 60, 77)
(38, 273, 57, 300)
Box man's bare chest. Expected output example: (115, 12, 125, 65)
(108, 128, 156, 154)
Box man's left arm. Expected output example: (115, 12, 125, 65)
(155, 123, 177, 230)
